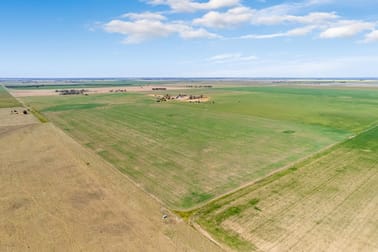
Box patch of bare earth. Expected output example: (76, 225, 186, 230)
(0, 121, 221, 251)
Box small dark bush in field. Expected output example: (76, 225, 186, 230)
(283, 130, 295, 134)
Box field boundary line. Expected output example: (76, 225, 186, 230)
(45, 122, 228, 251)
(178, 122, 378, 214)
(187, 123, 378, 251)
(3, 84, 26, 107)
(53, 124, 168, 206)
(3, 85, 48, 123)
(192, 222, 230, 251)
(176, 141, 341, 213)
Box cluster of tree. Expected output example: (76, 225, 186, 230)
(188, 94, 204, 100)
(185, 85, 212, 88)
(156, 93, 205, 103)
(156, 94, 173, 102)
(56, 89, 87, 95)
(10, 109, 29, 115)
(109, 89, 127, 93)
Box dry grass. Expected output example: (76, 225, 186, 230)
(0, 119, 221, 251)
(0, 107, 39, 127)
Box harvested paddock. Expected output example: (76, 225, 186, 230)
(195, 126, 378, 251)
(0, 122, 220, 251)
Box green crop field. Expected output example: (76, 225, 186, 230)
(195, 125, 378, 251)
(0, 85, 20, 108)
(208, 86, 378, 133)
(22, 86, 378, 210)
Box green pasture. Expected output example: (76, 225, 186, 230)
(203, 86, 378, 133)
(22, 86, 378, 209)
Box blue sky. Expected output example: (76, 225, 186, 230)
(1, 0, 378, 78)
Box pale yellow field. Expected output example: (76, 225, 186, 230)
(0, 109, 221, 251)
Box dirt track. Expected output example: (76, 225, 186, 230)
(0, 109, 221, 251)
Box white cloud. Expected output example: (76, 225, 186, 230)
(285, 12, 338, 24)
(104, 19, 172, 44)
(173, 23, 220, 39)
(207, 53, 257, 63)
(287, 25, 317, 35)
(240, 25, 316, 39)
(364, 30, 378, 42)
(306, 0, 334, 5)
(251, 11, 338, 25)
(122, 12, 166, 21)
(320, 20, 375, 38)
(193, 3, 338, 28)
(146, 0, 240, 13)
(193, 7, 253, 28)
(103, 14, 219, 44)
(102, 1, 378, 44)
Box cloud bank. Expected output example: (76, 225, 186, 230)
(102, 0, 378, 44)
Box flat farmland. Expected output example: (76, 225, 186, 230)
(195, 125, 378, 251)
(210, 86, 378, 133)
(0, 120, 220, 252)
(0, 85, 20, 108)
(22, 86, 378, 209)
